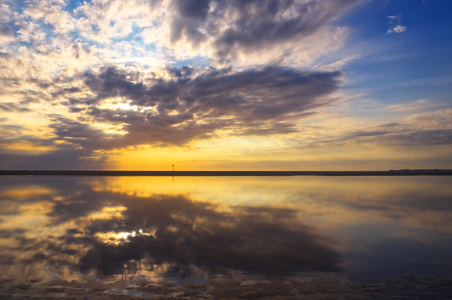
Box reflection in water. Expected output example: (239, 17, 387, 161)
(79, 195, 341, 277)
(0, 176, 452, 284)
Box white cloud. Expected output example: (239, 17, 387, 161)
(319, 54, 360, 72)
(0, 4, 12, 23)
(405, 108, 452, 130)
(16, 21, 47, 44)
(386, 14, 407, 34)
(388, 25, 407, 34)
(73, 0, 164, 44)
(386, 99, 438, 112)
(43, 6, 76, 34)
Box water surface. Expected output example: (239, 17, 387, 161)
(1, 176, 452, 297)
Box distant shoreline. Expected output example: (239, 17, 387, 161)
(1, 170, 452, 176)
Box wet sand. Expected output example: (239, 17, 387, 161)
(1, 274, 452, 299)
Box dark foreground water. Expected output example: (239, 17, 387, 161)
(1, 176, 452, 299)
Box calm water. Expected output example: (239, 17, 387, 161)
(1, 176, 452, 284)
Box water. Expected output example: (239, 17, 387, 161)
(1, 176, 451, 298)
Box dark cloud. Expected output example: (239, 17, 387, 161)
(68, 106, 85, 113)
(80, 66, 342, 147)
(382, 129, 452, 147)
(72, 43, 90, 59)
(0, 102, 31, 112)
(48, 117, 109, 152)
(0, 229, 26, 239)
(0, 147, 108, 170)
(376, 122, 401, 128)
(324, 128, 452, 149)
(9, 64, 340, 159)
(303, 108, 452, 149)
(0, 119, 110, 169)
(0, 124, 23, 152)
(170, 0, 211, 45)
(0, 117, 109, 170)
(174, 0, 211, 19)
(0, 24, 14, 37)
(0, 124, 22, 137)
(51, 87, 81, 99)
(168, 0, 359, 59)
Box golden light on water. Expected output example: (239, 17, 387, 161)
(0, 175, 451, 295)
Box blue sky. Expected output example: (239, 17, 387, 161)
(0, 0, 451, 170)
(340, 1, 452, 105)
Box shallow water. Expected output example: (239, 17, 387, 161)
(1, 176, 451, 288)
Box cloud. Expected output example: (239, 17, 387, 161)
(387, 14, 407, 34)
(385, 99, 438, 112)
(162, 0, 359, 65)
(405, 108, 452, 130)
(48, 117, 110, 152)
(9, 65, 339, 162)
(319, 54, 360, 71)
(3, 0, 357, 67)
(0, 0, 447, 184)
(73, 0, 163, 43)
(16, 21, 47, 44)
(0, 4, 13, 23)
(0, 23, 14, 44)
(75, 66, 343, 147)
(0, 148, 109, 170)
(0, 0, 359, 87)
(43, 6, 76, 34)
(303, 109, 452, 149)
(0, 124, 22, 141)
(0, 102, 31, 112)
(0, 23, 13, 36)
(388, 25, 406, 34)
(0, 118, 110, 170)
(3, 0, 447, 171)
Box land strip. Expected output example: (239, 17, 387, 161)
(1, 170, 452, 176)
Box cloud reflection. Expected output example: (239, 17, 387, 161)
(75, 195, 342, 277)
(1, 176, 452, 282)
(0, 177, 342, 280)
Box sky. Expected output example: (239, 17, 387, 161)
(0, 0, 452, 171)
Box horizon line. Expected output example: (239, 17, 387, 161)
(1, 170, 452, 176)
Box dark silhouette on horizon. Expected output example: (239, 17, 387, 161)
(0, 170, 451, 176)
